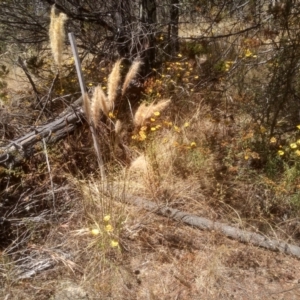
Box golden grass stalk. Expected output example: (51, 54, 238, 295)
(107, 59, 122, 109)
(134, 99, 171, 127)
(91, 85, 108, 123)
(49, 5, 67, 71)
(122, 60, 141, 96)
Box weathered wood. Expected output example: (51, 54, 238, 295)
(129, 196, 300, 258)
(0, 105, 84, 168)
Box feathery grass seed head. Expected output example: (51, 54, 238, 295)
(91, 85, 107, 122)
(134, 99, 171, 127)
(83, 94, 92, 123)
(122, 60, 142, 96)
(107, 59, 122, 108)
(49, 5, 67, 71)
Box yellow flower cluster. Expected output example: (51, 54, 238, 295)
(276, 125, 300, 157)
(90, 214, 119, 248)
(144, 58, 200, 98)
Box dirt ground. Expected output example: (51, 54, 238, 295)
(2, 203, 300, 300)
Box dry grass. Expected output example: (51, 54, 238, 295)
(3, 9, 300, 300)
(122, 60, 141, 96)
(49, 5, 67, 71)
(91, 85, 108, 122)
(134, 99, 171, 127)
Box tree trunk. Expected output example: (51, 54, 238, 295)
(168, 0, 179, 57)
(140, 0, 157, 75)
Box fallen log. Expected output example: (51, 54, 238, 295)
(129, 196, 300, 259)
(0, 99, 84, 168)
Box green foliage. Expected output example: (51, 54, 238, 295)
(180, 40, 209, 58)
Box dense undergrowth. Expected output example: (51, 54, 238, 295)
(2, 3, 300, 298)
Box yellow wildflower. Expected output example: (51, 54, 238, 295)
(91, 229, 100, 236)
(105, 224, 113, 232)
(151, 127, 156, 131)
(174, 126, 181, 133)
(139, 131, 147, 140)
(110, 240, 119, 248)
(245, 49, 253, 57)
(108, 112, 115, 119)
(190, 142, 197, 147)
(150, 118, 156, 122)
(295, 150, 300, 156)
(184, 122, 190, 127)
(154, 111, 160, 116)
(164, 121, 172, 127)
(278, 150, 284, 156)
(103, 215, 111, 222)
(178, 53, 182, 58)
(290, 143, 297, 149)
(270, 137, 277, 144)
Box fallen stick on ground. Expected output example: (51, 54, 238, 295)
(129, 196, 300, 258)
(0, 104, 84, 168)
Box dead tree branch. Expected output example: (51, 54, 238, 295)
(128, 196, 300, 259)
(0, 104, 84, 168)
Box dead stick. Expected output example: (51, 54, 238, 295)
(128, 196, 300, 258)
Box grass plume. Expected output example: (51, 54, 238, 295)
(107, 59, 122, 109)
(122, 60, 141, 96)
(134, 99, 171, 127)
(83, 93, 92, 124)
(115, 120, 122, 135)
(49, 5, 67, 71)
(91, 85, 108, 123)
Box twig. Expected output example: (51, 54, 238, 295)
(42, 138, 56, 213)
(17, 56, 41, 106)
(35, 73, 59, 124)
